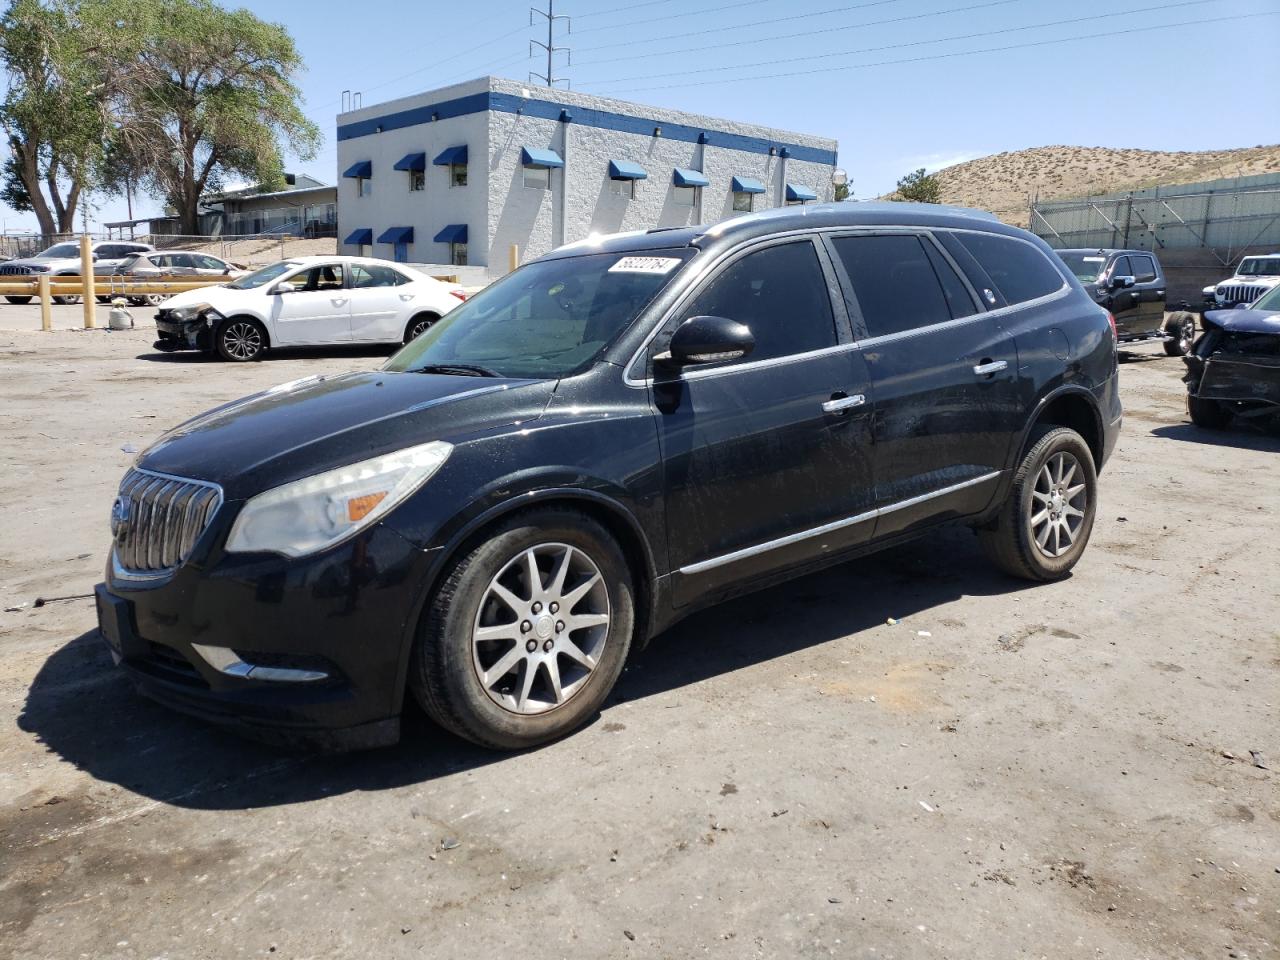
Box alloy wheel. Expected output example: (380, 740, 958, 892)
(471, 542, 610, 715)
(1029, 452, 1088, 558)
(408, 317, 433, 341)
(221, 321, 262, 360)
(1178, 318, 1195, 354)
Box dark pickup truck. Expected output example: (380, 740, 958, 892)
(1055, 248, 1197, 356)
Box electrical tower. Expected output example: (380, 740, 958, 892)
(529, 0, 570, 89)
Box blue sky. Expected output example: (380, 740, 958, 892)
(8, 0, 1280, 231)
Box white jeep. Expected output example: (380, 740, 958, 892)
(1202, 253, 1280, 309)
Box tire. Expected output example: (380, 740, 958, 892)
(129, 294, 167, 307)
(1188, 394, 1230, 430)
(215, 317, 267, 362)
(95, 295, 111, 304)
(1164, 312, 1195, 357)
(52, 294, 81, 305)
(403, 312, 440, 344)
(978, 425, 1098, 582)
(410, 507, 635, 750)
(4, 296, 32, 305)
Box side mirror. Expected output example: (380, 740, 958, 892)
(1111, 275, 1136, 290)
(659, 315, 755, 368)
(270, 282, 293, 295)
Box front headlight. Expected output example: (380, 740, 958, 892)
(225, 441, 452, 557)
(169, 302, 217, 322)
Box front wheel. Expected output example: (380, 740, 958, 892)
(215, 318, 267, 361)
(1188, 394, 1230, 429)
(1164, 312, 1195, 356)
(979, 425, 1098, 581)
(410, 508, 635, 750)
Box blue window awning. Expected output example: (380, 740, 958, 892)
(785, 183, 817, 202)
(731, 176, 766, 195)
(394, 152, 426, 172)
(433, 224, 468, 244)
(433, 145, 468, 166)
(345, 228, 373, 245)
(673, 168, 710, 188)
(521, 147, 564, 169)
(343, 160, 372, 179)
(608, 159, 647, 181)
(378, 226, 414, 244)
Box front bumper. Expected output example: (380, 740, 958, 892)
(155, 316, 211, 351)
(96, 521, 436, 750)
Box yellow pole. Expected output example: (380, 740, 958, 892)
(508, 243, 519, 273)
(38, 275, 51, 331)
(79, 234, 94, 329)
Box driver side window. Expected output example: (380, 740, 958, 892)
(671, 240, 837, 366)
(283, 264, 345, 291)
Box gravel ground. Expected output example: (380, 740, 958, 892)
(0, 319, 1276, 960)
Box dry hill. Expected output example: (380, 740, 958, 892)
(915, 144, 1280, 226)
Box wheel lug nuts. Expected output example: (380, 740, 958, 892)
(556, 620, 565, 633)
(525, 639, 537, 653)
(543, 639, 554, 652)
(549, 602, 559, 613)
(531, 602, 542, 614)
(521, 620, 531, 633)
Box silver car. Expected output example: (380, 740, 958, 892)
(110, 252, 246, 306)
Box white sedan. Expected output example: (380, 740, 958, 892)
(153, 257, 468, 361)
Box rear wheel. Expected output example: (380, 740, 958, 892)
(129, 294, 167, 307)
(403, 312, 440, 344)
(1188, 394, 1230, 429)
(1164, 312, 1195, 356)
(979, 425, 1097, 581)
(4, 295, 32, 305)
(215, 317, 267, 362)
(410, 508, 635, 750)
(52, 294, 81, 305)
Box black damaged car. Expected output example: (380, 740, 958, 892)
(96, 203, 1122, 751)
(1185, 284, 1280, 430)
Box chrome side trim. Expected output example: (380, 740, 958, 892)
(191, 643, 329, 683)
(678, 471, 1002, 576)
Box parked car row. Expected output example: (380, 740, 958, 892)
(97, 202, 1122, 752)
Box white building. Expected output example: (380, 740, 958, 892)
(335, 76, 838, 280)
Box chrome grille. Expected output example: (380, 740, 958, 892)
(113, 469, 222, 576)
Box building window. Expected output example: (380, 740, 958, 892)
(610, 178, 635, 200)
(409, 169, 425, 192)
(451, 242, 468, 266)
(450, 162, 467, 188)
(673, 185, 698, 207)
(524, 165, 550, 190)
(358, 177, 371, 197)
(732, 191, 754, 213)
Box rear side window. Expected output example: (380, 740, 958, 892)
(1132, 255, 1157, 283)
(955, 232, 1065, 305)
(830, 234, 953, 338)
(681, 241, 836, 363)
(351, 264, 409, 288)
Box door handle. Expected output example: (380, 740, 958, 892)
(972, 360, 1008, 377)
(332, 297, 348, 305)
(822, 393, 866, 413)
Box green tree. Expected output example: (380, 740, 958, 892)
(0, 0, 141, 235)
(834, 181, 850, 202)
(120, 0, 320, 234)
(893, 167, 942, 204)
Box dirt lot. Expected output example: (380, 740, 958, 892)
(0, 311, 1276, 960)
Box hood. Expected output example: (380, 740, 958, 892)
(162, 285, 237, 310)
(136, 371, 556, 499)
(1203, 307, 1280, 335)
(7, 255, 72, 268)
(1220, 276, 1280, 288)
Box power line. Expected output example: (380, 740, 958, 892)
(573, 0, 910, 54)
(580, 0, 1211, 85)
(574, 0, 1025, 69)
(573, 0, 681, 19)
(572, 0, 771, 35)
(590, 9, 1279, 95)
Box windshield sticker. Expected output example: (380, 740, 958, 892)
(608, 256, 682, 275)
(1082, 256, 1105, 262)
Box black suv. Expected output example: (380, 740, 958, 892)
(1055, 248, 1196, 356)
(95, 204, 1122, 751)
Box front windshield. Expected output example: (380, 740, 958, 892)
(38, 243, 79, 258)
(385, 249, 694, 379)
(1057, 251, 1108, 283)
(1249, 285, 1280, 311)
(227, 260, 301, 290)
(1237, 258, 1280, 277)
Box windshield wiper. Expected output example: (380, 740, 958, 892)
(413, 363, 502, 378)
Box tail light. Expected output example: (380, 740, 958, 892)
(449, 289, 468, 302)
(1106, 311, 1117, 340)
